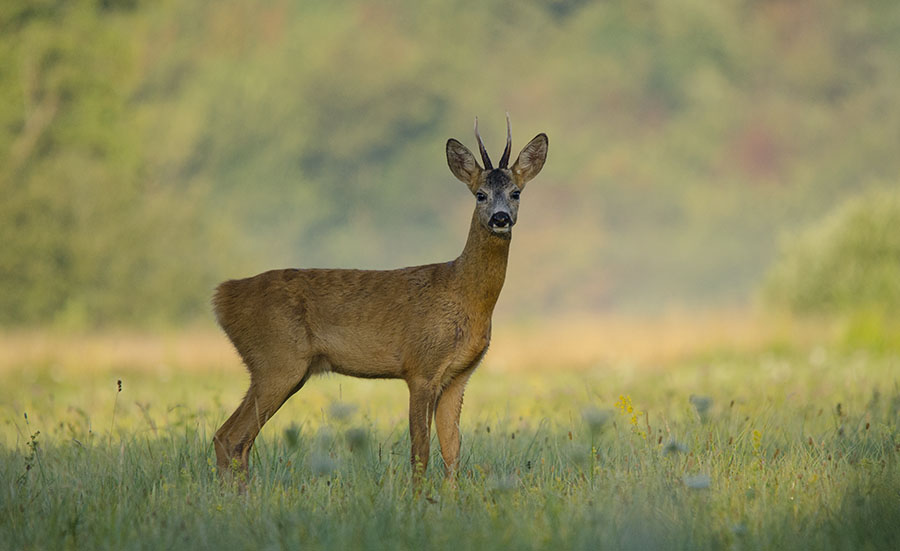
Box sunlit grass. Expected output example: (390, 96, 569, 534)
(1, 319, 899, 550)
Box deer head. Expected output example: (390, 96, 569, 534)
(446, 114, 549, 237)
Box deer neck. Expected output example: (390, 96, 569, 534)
(453, 211, 511, 315)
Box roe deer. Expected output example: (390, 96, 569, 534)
(212, 115, 548, 481)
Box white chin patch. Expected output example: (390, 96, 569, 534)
(490, 226, 512, 234)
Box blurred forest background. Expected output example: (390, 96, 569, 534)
(2, 0, 899, 329)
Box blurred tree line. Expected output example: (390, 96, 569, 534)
(1, 0, 899, 328)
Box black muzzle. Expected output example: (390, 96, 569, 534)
(489, 212, 512, 229)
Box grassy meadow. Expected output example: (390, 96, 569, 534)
(2, 317, 899, 550)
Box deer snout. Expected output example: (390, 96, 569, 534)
(489, 212, 512, 229)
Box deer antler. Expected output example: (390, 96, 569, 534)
(499, 112, 512, 169)
(474, 117, 493, 170)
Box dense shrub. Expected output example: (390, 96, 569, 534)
(763, 189, 900, 316)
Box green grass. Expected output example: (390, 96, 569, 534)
(2, 342, 900, 550)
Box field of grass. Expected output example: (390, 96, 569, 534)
(2, 318, 899, 550)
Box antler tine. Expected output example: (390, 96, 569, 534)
(474, 116, 493, 170)
(499, 112, 512, 168)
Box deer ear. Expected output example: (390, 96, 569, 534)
(446, 139, 482, 191)
(511, 133, 548, 189)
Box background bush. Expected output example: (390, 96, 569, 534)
(763, 189, 900, 316)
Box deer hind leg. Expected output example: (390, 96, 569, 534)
(214, 360, 311, 480)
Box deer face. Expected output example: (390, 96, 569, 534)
(473, 169, 520, 235)
(446, 116, 548, 236)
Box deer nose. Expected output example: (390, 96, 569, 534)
(489, 212, 512, 228)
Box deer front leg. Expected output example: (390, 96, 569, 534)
(407, 383, 436, 481)
(435, 373, 471, 478)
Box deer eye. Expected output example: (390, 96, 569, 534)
(476, 191, 487, 202)
(510, 190, 521, 200)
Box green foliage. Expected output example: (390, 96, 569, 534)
(3, 0, 900, 326)
(0, 1, 227, 327)
(764, 190, 900, 316)
(2, 348, 899, 549)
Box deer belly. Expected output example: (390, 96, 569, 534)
(317, 326, 405, 379)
